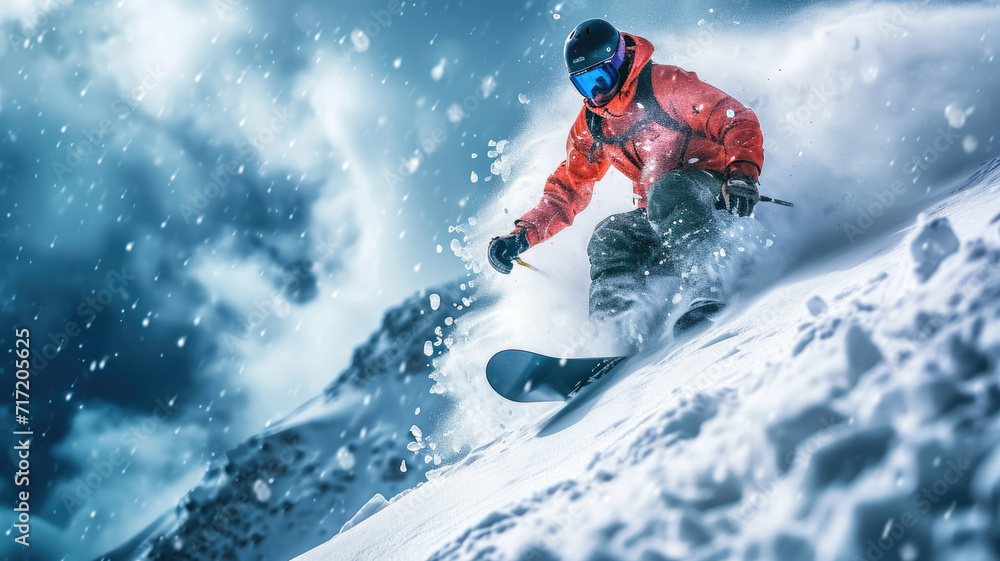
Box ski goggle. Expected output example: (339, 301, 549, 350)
(569, 34, 626, 99)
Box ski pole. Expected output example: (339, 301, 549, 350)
(759, 195, 794, 208)
(514, 258, 550, 277)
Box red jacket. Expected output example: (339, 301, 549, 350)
(514, 33, 764, 247)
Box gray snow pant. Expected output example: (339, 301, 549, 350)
(587, 167, 725, 320)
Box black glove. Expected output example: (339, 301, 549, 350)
(488, 229, 529, 274)
(716, 171, 760, 217)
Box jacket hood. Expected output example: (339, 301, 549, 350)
(586, 32, 655, 117)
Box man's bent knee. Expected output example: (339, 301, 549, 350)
(647, 167, 722, 235)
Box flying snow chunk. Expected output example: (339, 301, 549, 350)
(470, 171, 478, 183)
(429, 293, 441, 310)
(861, 64, 879, 84)
(481, 75, 498, 97)
(446, 103, 465, 124)
(431, 58, 447, 81)
(350, 29, 370, 53)
(424, 341, 434, 356)
(726, 109, 736, 118)
(336, 446, 356, 470)
(911, 216, 960, 282)
(518, 93, 530, 104)
(945, 102, 974, 129)
(963, 135, 978, 153)
(252, 479, 271, 502)
(405, 156, 420, 174)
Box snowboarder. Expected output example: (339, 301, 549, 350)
(488, 19, 765, 344)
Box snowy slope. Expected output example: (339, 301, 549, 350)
(97, 283, 474, 561)
(297, 158, 1000, 561)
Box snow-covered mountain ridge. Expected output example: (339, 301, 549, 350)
(298, 157, 1000, 561)
(98, 283, 473, 561)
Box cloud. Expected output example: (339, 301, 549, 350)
(46, 404, 210, 560)
(0, 0, 73, 32)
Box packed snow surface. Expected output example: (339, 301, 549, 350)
(298, 159, 1000, 561)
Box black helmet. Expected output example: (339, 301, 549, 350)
(564, 19, 626, 99)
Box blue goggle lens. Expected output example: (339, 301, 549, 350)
(570, 61, 622, 99)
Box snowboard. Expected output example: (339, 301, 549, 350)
(486, 298, 725, 403)
(486, 350, 627, 402)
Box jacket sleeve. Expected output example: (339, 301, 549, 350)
(513, 108, 611, 246)
(654, 65, 764, 178)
